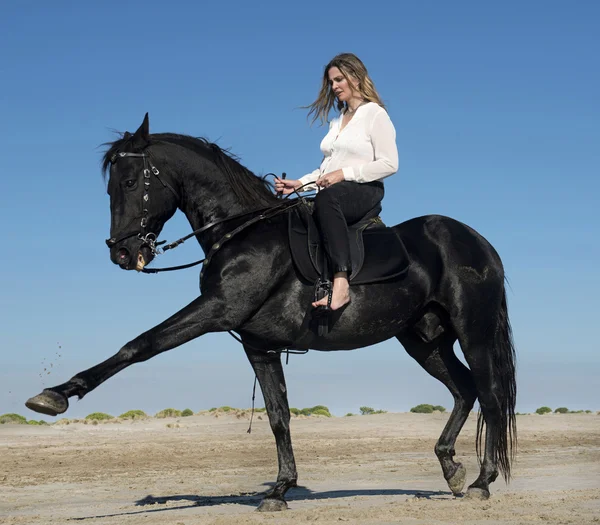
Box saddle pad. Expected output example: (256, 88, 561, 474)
(288, 206, 410, 285)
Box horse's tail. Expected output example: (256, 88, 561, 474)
(476, 282, 517, 482)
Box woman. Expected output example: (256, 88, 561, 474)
(275, 53, 398, 312)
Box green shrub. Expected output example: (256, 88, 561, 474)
(254, 407, 266, 413)
(411, 404, 434, 414)
(289, 408, 301, 416)
(181, 409, 194, 417)
(432, 405, 446, 413)
(300, 408, 312, 416)
(119, 410, 147, 420)
(85, 412, 114, 421)
(360, 406, 375, 415)
(535, 406, 552, 415)
(155, 408, 182, 418)
(585, 410, 592, 413)
(310, 408, 332, 417)
(219, 406, 233, 412)
(209, 407, 217, 412)
(373, 409, 387, 414)
(345, 413, 355, 417)
(554, 407, 569, 414)
(0, 413, 27, 424)
(309, 406, 331, 417)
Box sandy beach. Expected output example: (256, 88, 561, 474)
(1, 411, 599, 524)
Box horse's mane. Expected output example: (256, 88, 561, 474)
(101, 132, 280, 208)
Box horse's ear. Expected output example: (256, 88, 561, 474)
(131, 113, 150, 146)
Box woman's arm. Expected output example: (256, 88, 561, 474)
(298, 167, 321, 192)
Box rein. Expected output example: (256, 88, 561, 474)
(106, 151, 306, 275)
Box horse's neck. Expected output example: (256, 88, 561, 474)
(177, 167, 258, 252)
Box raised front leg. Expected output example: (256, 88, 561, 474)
(26, 294, 240, 416)
(244, 347, 297, 512)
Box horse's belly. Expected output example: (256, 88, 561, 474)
(299, 282, 426, 351)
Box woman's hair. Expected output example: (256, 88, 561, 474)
(305, 53, 386, 126)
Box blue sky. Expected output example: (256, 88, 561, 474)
(1, 1, 598, 420)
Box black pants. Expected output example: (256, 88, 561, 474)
(313, 180, 384, 274)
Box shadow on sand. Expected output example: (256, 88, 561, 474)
(70, 484, 454, 520)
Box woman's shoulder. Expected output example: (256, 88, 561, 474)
(363, 101, 388, 117)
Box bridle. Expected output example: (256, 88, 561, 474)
(105, 149, 304, 274)
(105, 151, 180, 256)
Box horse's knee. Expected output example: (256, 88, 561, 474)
(434, 442, 455, 459)
(116, 337, 150, 363)
(267, 412, 290, 435)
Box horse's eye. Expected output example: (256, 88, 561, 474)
(125, 179, 136, 188)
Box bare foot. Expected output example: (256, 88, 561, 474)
(312, 274, 351, 311)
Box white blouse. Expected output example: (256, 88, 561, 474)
(299, 102, 398, 191)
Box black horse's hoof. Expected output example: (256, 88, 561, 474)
(25, 390, 68, 416)
(465, 487, 490, 500)
(256, 498, 288, 512)
(447, 463, 467, 495)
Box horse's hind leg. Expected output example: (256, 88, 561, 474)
(397, 329, 477, 495)
(244, 347, 297, 512)
(454, 290, 517, 500)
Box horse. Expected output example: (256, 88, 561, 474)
(26, 113, 516, 511)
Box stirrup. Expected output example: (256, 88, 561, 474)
(313, 291, 333, 318)
(312, 278, 332, 336)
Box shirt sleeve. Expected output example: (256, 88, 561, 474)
(342, 110, 398, 183)
(298, 167, 321, 192)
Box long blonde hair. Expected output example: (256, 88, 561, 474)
(306, 53, 386, 126)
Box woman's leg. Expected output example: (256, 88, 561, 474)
(312, 181, 384, 310)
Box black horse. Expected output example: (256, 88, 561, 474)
(26, 114, 516, 510)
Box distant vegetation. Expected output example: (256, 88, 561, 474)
(410, 404, 446, 414)
(360, 406, 387, 415)
(0, 413, 27, 424)
(535, 406, 593, 415)
(155, 408, 182, 418)
(6, 403, 595, 427)
(118, 410, 147, 420)
(85, 412, 114, 421)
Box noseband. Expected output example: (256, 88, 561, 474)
(105, 151, 180, 256)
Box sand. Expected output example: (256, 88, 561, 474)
(1, 412, 599, 524)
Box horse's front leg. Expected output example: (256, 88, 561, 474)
(244, 347, 297, 512)
(25, 294, 236, 416)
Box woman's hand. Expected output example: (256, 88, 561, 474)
(316, 169, 345, 189)
(274, 177, 302, 195)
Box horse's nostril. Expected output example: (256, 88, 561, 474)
(117, 248, 130, 264)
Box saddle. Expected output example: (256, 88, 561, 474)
(288, 199, 410, 334)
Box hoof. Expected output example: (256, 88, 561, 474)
(25, 390, 68, 416)
(465, 487, 490, 500)
(256, 498, 288, 512)
(447, 463, 467, 495)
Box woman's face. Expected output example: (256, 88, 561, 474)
(328, 66, 359, 102)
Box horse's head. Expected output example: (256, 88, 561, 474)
(104, 114, 179, 271)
